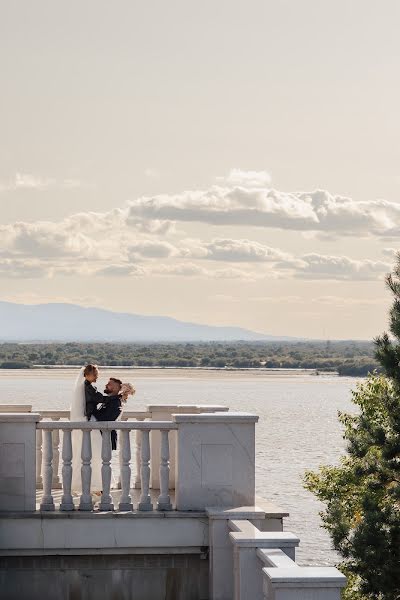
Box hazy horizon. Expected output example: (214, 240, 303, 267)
(1, 1, 399, 339)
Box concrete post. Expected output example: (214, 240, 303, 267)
(149, 405, 228, 489)
(207, 507, 267, 600)
(0, 413, 41, 511)
(263, 567, 346, 600)
(229, 526, 300, 600)
(174, 412, 258, 511)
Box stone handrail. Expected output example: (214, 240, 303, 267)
(228, 519, 346, 600)
(37, 409, 152, 420)
(34, 404, 228, 492)
(1, 409, 256, 514)
(37, 420, 177, 513)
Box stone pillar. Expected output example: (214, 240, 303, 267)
(262, 567, 346, 600)
(0, 413, 41, 511)
(174, 412, 258, 511)
(149, 404, 228, 489)
(207, 507, 267, 600)
(229, 527, 300, 600)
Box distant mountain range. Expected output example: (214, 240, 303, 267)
(0, 301, 296, 342)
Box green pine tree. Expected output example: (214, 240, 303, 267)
(304, 256, 400, 600)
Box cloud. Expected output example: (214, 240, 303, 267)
(199, 238, 290, 262)
(95, 264, 146, 277)
(291, 254, 390, 281)
(382, 247, 399, 259)
(127, 184, 400, 237)
(0, 259, 51, 279)
(128, 240, 177, 259)
(0, 173, 83, 192)
(217, 168, 271, 188)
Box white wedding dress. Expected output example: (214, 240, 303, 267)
(70, 368, 103, 494)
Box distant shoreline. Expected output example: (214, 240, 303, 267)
(0, 364, 338, 375)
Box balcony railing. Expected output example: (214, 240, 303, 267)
(38, 420, 176, 512)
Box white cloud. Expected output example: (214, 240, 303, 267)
(200, 238, 290, 262)
(382, 247, 399, 258)
(0, 259, 51, 279)
(128, 240, 177, 259)
(292, 254, 390, 281)
(0, 173, 83, 192)
(217, 168, 271, 188)
(127, 184, 400, 237)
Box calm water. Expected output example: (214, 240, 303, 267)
(0, 368, 359, 566)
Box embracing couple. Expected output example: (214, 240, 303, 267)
(70, 364, 135, 496)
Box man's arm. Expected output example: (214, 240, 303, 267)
(94, 395, 122, 422)
(84, 380, 108, 420)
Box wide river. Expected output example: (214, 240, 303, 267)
(0, 367, 360, 566)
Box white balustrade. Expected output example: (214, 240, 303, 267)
(40, 430, 55, 511)
(138, 429, 152, 511)
(51, 417, 61, 489)
(60, 429, 74, 511)
(134, 419, 144, 489)
(36, 420, 176, 513)
(99, 430, 114, 511)
(118, 430, 133, 510)
(35, 429, 43, 489)
(157, 429, 172, 511)
(79, 430, 93, 511)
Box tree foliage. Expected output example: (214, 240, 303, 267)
(305, 256, 400, 599)
(0, 340, 378, 375)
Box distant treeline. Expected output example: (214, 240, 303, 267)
(0, 341, 380, 376)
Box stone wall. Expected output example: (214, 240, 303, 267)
(0, 553, 209, 600)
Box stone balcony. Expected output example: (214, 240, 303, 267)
(0, 406, 346, 600)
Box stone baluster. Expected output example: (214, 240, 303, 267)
(60, 429, 74, 511)
(79, 430, 93, 511)
(117, 415, 129, 489)
(40, 430, 55, 511)
(51, 417, 61, 489)
(157, 429, 172, 510)
(134, 418, 144, 489)
(99, 430, 114, 511)
(36, 428, 43, 489)
(138, 429, 153, 511)
(119, 430, 133, 511)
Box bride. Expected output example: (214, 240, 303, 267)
(70, 365, 103, 495)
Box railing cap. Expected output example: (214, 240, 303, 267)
(173, 412, 259, 424)
(0, 405, 32, 413)
(206, 506, 266, 519)
(147, 404, 228, 413)
(229, 530, 300, 548)
(0, 413, 41, 423)
(263, 567, 346, 587)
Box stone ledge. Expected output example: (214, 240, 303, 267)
(0, 413, 41, 423)
(147, 404, 228, 413)
(0, 510, 208, 519)
(229, 528, 300, 548)
(206, 506, 265, 520)
(173, 412, 259, 424)
(263, 567, 346, 587)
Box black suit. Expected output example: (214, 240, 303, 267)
(84, 380, 121, 450)
(94, 395, 122, 450)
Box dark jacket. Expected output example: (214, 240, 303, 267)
(84, 380, 121, 450)
(95, 396, 122, 450)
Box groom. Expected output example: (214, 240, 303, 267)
(83, 365, 124, 450)
(95, 377, 123, 450)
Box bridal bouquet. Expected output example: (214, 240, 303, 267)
(120, 382, 136, 402)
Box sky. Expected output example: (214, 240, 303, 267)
(0, 0, 399, 339)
